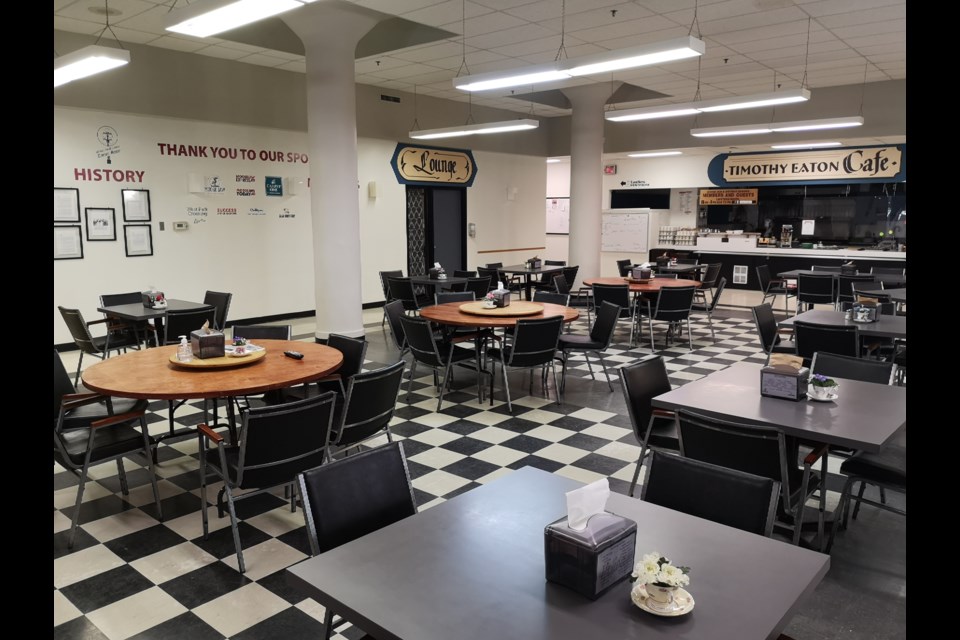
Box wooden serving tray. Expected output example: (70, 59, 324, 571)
(168, 348, 267, 369)
(459, 301, 545, 317)
(624, 277, 652, 284)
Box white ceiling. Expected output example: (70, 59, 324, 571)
(54, 0, 906, 117)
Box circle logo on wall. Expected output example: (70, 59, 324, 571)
(96, 126, 121, 164)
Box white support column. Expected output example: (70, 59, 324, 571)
(562, 84, 618, 285)
(284, 5, 380, 339)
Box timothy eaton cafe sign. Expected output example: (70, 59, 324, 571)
(708, 145, 905, 186)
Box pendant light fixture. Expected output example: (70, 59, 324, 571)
(54, 0, 129, 88)
(165, 0, 319, 38)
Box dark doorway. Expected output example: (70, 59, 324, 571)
(406, 186, 466, 275)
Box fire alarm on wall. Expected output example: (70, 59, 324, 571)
(603, 164, 617, 175)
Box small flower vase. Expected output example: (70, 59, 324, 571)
(810, 385, 836, 400)
(645, 583, 677, 609)
(483, 299, 496, 309)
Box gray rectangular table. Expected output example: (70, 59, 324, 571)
(287, 466, 829, 640)
(777, 269, 905, 287)
(97, 299, 212, 346)
(408, 275, 472, 294)
(654, 263, 704, 275)
(861, 287, 906, 303)
(500, 264, 563, 300)
(652, 362, 905, 453)
(779, 309, 906, 340)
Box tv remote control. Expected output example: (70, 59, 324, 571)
(284, 350, 304, 360)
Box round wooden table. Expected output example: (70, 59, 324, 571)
(419, 302, 579, 327)
(82, 339, 343, 400)
(581, 277, 702, 293)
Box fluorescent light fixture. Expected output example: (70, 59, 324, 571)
(696, 88, 810, 112)
(607, 106, 701, 122)
(546, 158, 562, 163)
(454, 36, 704, 92)
(165, 0, 308, 38)
(54, 45, 130, 87)
(771, 116, 864, 132)
(409, 119, 539, 140)
(628, 151, 683, 158)
(770, 142, 842, 149)
(692, 116, 864, 138)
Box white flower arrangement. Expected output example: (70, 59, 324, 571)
(629, 551, 691, 588)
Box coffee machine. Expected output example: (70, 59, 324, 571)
(780, 224, 794, 248)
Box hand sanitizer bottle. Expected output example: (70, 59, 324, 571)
(177, 336, 193, 362)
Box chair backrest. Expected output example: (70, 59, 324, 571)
(589, 301, 621, 347)
(561, 265, 579, 289)
(552, 274, 571, 295)
(751, 304, 781, 355)
(701, 277, 727, 313)
(871, 266, 905, 276)
(700, 263, 721, 287)
(383, 300, 408, 353)
(334, 360, 406, 448)
(162, 306, 218, 345)
(544, 260, 566, 266)
(465, 276, 491, 299)
(642, 451, 779, 537)
(811, 265, 842, 273)
(231, 324, 292, 341)
(453, 270, 476, 278)
(855, 291, 892, 305)
(379, 270, 403, 300)
(203, 291, 233, 330)
(615, 259, 633, 277)
(234, 392, 337, 489)
(592, 283, 631, 315)
(485, 262, 504, 268)
(794, 321, 860, 361)
(435, 291, 475, 305)
(797, 272, 835, 305)
(58, 306, 100, 355)
(400, 315, 444, 367)
(652, 285, 696, 321)
(54, 349, 76, 422)
(327, 334, 368, 380)
(619, 355, 672, 443)
(836, 275, 875, 303)
(506, 316, 564, 367)
(476, 267, 500, 291)
(676, 409, 793, 509)
(756, 264, 774, 293)
(653, 273, 678, 279)
(532, 291, 569, 306)
(298, 441, 417, 555)
(811, 351, 895, 384)
(387, 277, 420, 311)
(675, 258, 699, 265)
(100, 291, 142, 307)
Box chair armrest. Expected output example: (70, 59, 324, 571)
(803, 443, 829, 466)
(86, 318, 110, 326)
(651, 408, 675, 419)
(91, 409, 145, 429)
(197, 423, 224, 444)
(317, 373, 342, 383)
(61, 393, 110, 410)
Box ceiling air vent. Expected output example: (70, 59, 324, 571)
(380, 94, 400, 103)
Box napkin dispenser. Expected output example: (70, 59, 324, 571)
(631, 267, 652, 280)
(428, 268, 440, 280)
(544, 512, 637, 600)
(760, 356, 810, 401)
(141, 290, 166, 308)
(492, 290, 511, 307)
(655, 254, 671, 267)
(852, 302, 878, 323)
(526, 257, 542, 269)
(190, 328, 225, 359)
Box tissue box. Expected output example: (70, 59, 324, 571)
(141, 291, 165, 308)
(631, 267, 652, 280)
(492, 291, 511, 307)
(760, 363, 810, 401)
(428, 268, 440, 280)
(526, 259, 542, 270)
(544, 512, 637, 600)
(190, 330, 225, 359)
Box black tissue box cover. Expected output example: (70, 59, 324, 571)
(544, 512, 637, 600)
(190, 329, 225, 359)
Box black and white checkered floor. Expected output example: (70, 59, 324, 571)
(54, 308, 904, 640)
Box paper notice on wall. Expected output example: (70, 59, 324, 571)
(801, 219, 815, 236)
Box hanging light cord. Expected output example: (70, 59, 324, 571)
(411, 84, 421, 131)
(455, 0, 471, 77)
(858, 60, 869, 116)
(801, 17, 811, 89)
(93, 0, 126, 49)
(687, 0, 701, 38)
(554, 0, 568, 61)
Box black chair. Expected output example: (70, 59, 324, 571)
(674, 258, 699, 265)
(638, 285, 697, 352)
(453, 270, 476, 278)
(487, 315, 564, 414)
(435, 291, 492, 353)
(55, 350, 162, 548)
(387, 277, 429, 315)
(836, 275, 876, 308)
(691, 276, 726, 343)
(544, 259, 566, 266)
(756, 264, 796, 316)
(796, 273, 835, 314)
(326, 360, 406, 458)
(591, 283, 636, 346)
(794, 321, 860, 364)
(560, 265, 580, 290)
(810, 352, 895, 385)
(476, 267, 501, 292)
(751, 304, 796, 362)
(532, 291, 570, 307)
(676, 409, 828, 547)
(464, 276, 491, 300)
(826, 427, 905, 553)
(285, 334, 369, 404)
(402, 315, 486, 410)
(231, 324, 292, 341)
(383, 299, 409, 358)
(100, 291, 156, 347)
(161, 306, 218, 345)
(642, 451, 779, 537)
(435, 291, 474, 305)
(198, 392, 337, 573)
(297, 441, 417, 640)
(616, 259, 634, 277)
(379, 270, 403, 327)
(653, 273, 678, 279)
(203, 290, 233, 331)
(619, 355, 678, 497)
(533, 261, 567, 291)
(812, 265, 843, 273)
(694, 263, 722, 307)
(871, 266, 905, 277)
(557, 300, 618, 393)
(485, 262, 504, 268)
(58, 306, 142, 386)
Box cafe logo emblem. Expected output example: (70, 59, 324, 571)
(248, 207, 266, 216)
(217, 207, 237, 215)
(204, 176, 226, 193)
(237, 188, 256, 196)
(279, 207, 295, 219)
(187, 206, 208, 224)
(265, 176, 284, 197)
(236, 174, 256, 183)
(96, 126, 121, 164)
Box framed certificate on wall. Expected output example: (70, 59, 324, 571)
(54, 187, 81, 223)
(122, 189, 151, 222)
(124, 224, 153, 257)
(86, 207, 117, 241)
(55, 226, 84, 260)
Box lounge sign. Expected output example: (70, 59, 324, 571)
(390, 143, 478, 187)
(699, 188, 758, 205)
(708, 145, 906, 186)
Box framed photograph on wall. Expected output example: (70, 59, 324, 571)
(54, 187, 81, 223)
(122, 189, 151, 222)
(85, 207, 117, 241)
(124, 224, 153, 257)
(54, 225, 84, 260)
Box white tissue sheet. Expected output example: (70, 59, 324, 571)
(565, 478, 610, 530)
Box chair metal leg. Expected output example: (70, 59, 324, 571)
(74, 351, 85, 388)
(687, 319, 694, 352)
(648, 317, 655, 352)
(116, 458, 129, 496)
(793, 464, 813, 546)
(852, 481, 868, 520)
(223, 487, 246, 573)
(322, 608, 335, 640)
(68, 438, 96, 549)
(705, 310, 716, 343)
(583, 351, 596, 380)
(437, 358, 454, 412)
(406, 360, 418, 403)
(502, 365, 513, 414)
(817, 454, 828, 551)
(825, 476, 856, 553)
(199, 434, 210, 538)
(551, 362, 561, 406)
(597, 353, 614, 392)
(628, 452, 644, 498)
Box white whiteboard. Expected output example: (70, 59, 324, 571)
(601, 212, 649, 253)
(546, 197, 569, 234)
